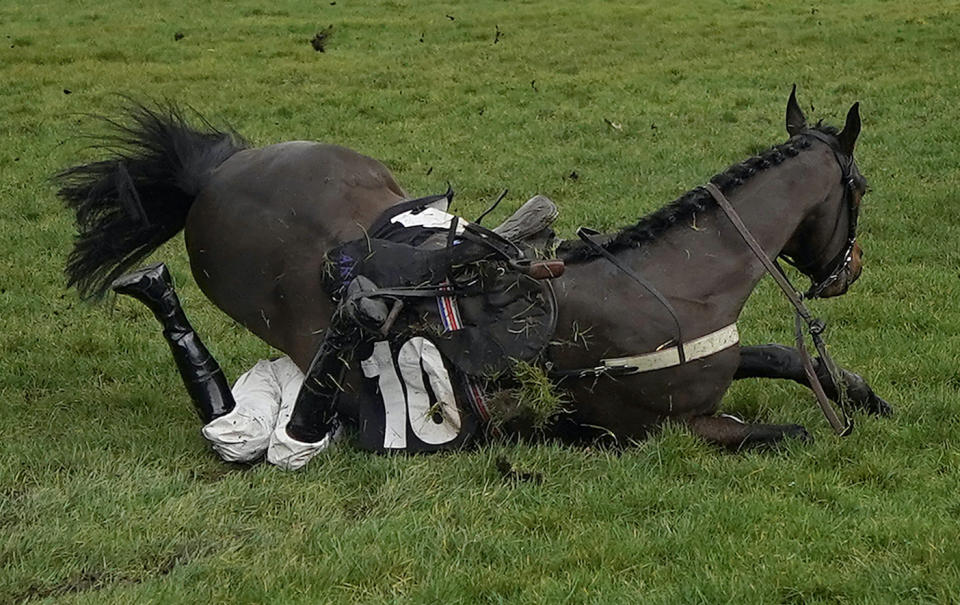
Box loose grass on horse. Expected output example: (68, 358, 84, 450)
(58, 88, 890, 459)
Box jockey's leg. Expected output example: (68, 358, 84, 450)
(113, 263, 302, 462)
(112, 262, 235, 423)
(201, 359, 284, 462)
(267, 321, 351, 470)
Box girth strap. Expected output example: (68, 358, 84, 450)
(703, 182, 853, 436)
(550, 323, 739, 379)
(600, 323, 739, 375)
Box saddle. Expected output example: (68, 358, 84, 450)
(320, 192, 564, 453)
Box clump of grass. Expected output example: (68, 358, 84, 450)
(485, 360, 569, 430)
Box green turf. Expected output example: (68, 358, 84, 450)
(3, 0, 960, 602)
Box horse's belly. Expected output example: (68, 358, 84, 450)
(567, 346, 739, 436)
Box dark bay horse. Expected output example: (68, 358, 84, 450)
(59, 89, 889, 450)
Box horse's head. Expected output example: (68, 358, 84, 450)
(780, 87, 868, 299)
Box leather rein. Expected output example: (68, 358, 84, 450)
(704, 182, 853, 435)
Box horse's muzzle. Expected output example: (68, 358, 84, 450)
(817, 242, 863, 298)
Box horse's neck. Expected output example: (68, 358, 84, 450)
(652, 154, 828, 328)
(574, 155, 834, 340)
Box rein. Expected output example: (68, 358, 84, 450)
(575, 227, 687, 363)
(703, 182, 853, 436)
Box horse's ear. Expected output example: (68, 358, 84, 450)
(786, 84, 807, 137)
(837, 102, 861, 155)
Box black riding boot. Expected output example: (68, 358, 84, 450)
(284, 321, 353, 443)
(111, 262, 236, 424)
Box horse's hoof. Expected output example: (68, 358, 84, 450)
(870, 394, 894, 417)
(785, 424, 813, 443)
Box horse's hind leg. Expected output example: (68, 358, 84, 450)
(686, 414, 810, 450)
(735, 344, 893, 416)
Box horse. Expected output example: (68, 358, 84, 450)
(58, 88, 890, 453)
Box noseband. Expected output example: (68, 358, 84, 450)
(781, 130, 861, 299)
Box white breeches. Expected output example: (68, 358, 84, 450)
(200, 357, 336, 469)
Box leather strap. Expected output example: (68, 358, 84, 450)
(576, 227, 687, 363)
(600, 323, 739, 374)
(795, 313, 850, 435)
(704, 184, 813, 322)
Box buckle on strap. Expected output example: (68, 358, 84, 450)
(807, 318, 825, 335)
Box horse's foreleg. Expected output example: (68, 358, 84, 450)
(686, 414, 810, 450)
(735, 344, 893, 416)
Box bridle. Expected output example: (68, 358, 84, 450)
(780, 130, 861, 299)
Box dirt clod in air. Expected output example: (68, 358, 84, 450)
(311, 26, 333, 52)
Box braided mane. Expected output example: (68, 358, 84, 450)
(561, 126, 839, 263)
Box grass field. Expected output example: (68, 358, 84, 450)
(3, 0, 960, 602)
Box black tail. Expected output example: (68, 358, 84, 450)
(56, 102, 247, 300)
